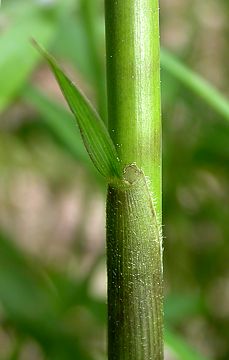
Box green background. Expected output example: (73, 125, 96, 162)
(0, 0, 228, 359)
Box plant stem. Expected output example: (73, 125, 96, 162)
(105, 1, 163, 359)
(105, 0, 161, 211)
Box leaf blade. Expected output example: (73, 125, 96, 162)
(0, 6, 56, 113)
(161, 49, 229, 122)
(33, 41, 121, 180)
(22, 86, 90, 165)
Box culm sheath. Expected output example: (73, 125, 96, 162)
(107, 165, 163, 360)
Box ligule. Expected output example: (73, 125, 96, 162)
(107, 164, 163, 360)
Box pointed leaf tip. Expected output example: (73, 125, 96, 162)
(33, 40, 122, 180)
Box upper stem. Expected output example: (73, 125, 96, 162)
(105, 0, 161, 213)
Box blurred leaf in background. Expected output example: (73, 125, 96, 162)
(0, 0, 57, 112)
(0, 0, 229, 359)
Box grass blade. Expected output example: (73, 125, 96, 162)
(23, 86, 90, 165)
(33, 41, 121, 180)
(161, 49, 229, 121)
(0, 6, 56, 113)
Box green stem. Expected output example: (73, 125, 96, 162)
(105, 0, 161, 211)
(105, 1, 163, 359)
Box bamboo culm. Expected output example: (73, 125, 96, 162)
(105, 0, 163, 358)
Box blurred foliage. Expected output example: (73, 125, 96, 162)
(0, 0, 228, 359)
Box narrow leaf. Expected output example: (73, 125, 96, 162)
(33, 41, 121, 180)
(161, 49, 229, 122)
(23, 86, 90, 165)
(0, 6, 55, 113)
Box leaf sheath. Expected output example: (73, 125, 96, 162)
(107, 165, 163, 360)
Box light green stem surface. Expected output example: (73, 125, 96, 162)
(105, 0, 161, 212)
(105, 1, 163, 359)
